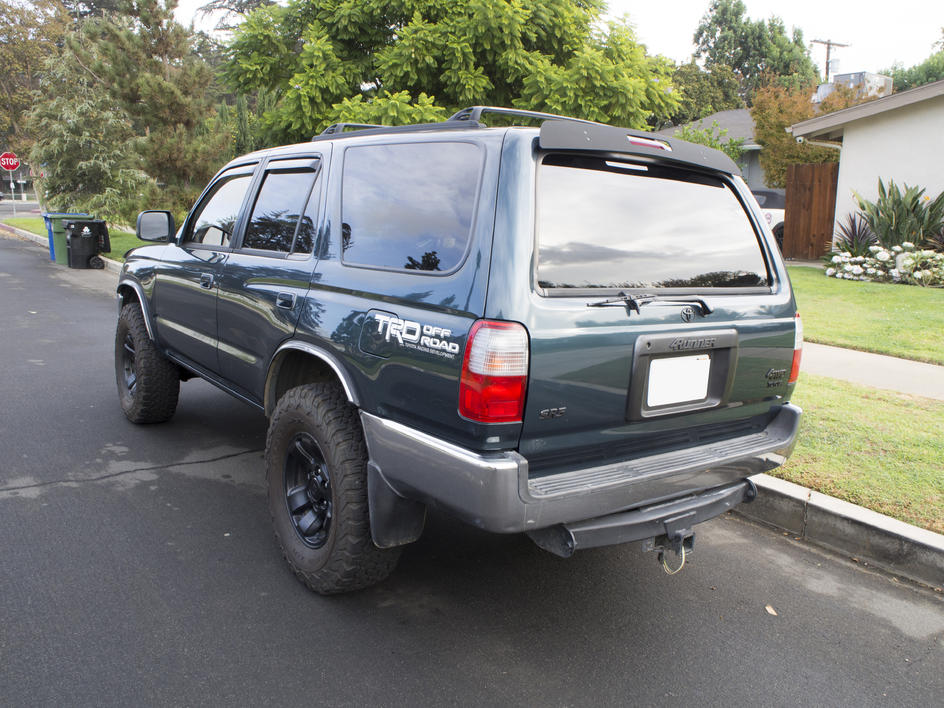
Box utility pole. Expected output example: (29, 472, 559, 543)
(812, 39, 850, 83)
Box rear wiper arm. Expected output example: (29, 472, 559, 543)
(587, 292, 713, 315)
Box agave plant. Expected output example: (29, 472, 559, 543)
(855, 178, 944, 248)
(832, 212, 877, 257)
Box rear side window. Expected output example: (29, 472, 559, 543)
(537, 155, 769, 290)
(243, 166, 319, 254)
(340, 142, 480, 272)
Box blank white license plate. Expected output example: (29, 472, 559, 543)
(647, 354, 711, 407)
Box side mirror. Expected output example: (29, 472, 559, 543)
(136, 210, 176, 242)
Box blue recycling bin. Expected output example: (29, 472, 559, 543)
(43, 212, 90, 263)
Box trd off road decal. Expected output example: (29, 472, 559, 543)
(374, 314, 460, 358)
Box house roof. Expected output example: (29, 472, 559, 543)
(789, 78, 944, 141)
(654, 108, 759, 148)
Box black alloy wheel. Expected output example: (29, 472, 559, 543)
(284, 433, 333, 549)
(120, 332, 138, 399)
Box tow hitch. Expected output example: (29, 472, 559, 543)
(642, 511, 697, 575)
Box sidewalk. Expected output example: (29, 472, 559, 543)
(2, 219, 942, 589)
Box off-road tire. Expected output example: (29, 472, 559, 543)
(115, 302, 180, 423)
(266, 384, 401, 594)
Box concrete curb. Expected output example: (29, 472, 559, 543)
(0, 221, 122, 274)
(739, 474, 944, 590)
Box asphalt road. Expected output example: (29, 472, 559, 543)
(1, 233, 942, 706)
(0, 198, 41, 219)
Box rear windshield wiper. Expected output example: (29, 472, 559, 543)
(586, 292, 713, 315)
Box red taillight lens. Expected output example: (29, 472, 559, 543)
(789, 313, 803, 384)
(459, 320, 529, 423)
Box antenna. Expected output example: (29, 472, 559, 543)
(812, 39, 850, 82)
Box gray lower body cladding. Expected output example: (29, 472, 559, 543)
(360, 403, 801, 536)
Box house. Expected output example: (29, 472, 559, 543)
(654, 108, 770, 192)
(788, 79, 944, 236)
(813, 72, 893, 104)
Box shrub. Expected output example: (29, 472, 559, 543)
(854, 178, 944, 248)
(832, 213, 877, 257)
(825, 242, 944, 287)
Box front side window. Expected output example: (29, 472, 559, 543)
(242, 169, 318, 254)
(537, 155, 769, 290)
(186, 172, 252, 247)
(340, 142, 481, 272)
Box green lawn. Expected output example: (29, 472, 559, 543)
(788, 266, 944, 365)
(777, 374, 944, 534)
(3, 216, 138, 261)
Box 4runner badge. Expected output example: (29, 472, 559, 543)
(374, 314, 460, 358)
(668, 336, 717, 351)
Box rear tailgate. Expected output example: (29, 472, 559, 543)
(490, 133, 799, 506)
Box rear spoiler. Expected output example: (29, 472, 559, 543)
(539, 120, 741, 176)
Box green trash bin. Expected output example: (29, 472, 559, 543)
(43, 212, 90, 265)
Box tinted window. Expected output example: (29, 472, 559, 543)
(537, 156, 769, 290)
(341, 142, 480, 271)
(187, 173, 252, 247)
(243, 170, 317, 253)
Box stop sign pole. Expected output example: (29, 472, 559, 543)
(2, 152, 20, 215)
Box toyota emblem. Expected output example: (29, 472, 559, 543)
(680, 306, 695, 322)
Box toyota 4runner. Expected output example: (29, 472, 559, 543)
(115, 107, 802, 594)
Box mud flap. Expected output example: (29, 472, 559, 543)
(367, 461, 427, 548)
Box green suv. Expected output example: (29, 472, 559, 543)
(115, 107, 802, 593)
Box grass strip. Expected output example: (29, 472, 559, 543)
(777, 373, 944, 534)
(3, 216, 137, 261)
(788, 266, 944, 365)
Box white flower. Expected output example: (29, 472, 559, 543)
(902, 241, 915, 249)
(868, 245, 881, 253)
(892, 245, 903, 252)
(831, 255, 842, 263)
(875, 251, 891, 262)
(915, 270, 924, 279)
(825, 267, 836, 276)
(851, 265, 864, 275)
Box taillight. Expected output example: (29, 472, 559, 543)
(459, 320, 529, 423)
(789, 313, 803, 384)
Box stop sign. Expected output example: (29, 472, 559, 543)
(1, 152, 20, 171)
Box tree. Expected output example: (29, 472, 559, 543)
(884, 51, 944, 93)
(29, 41, 154, 223)
(659, 62, 742, 127)
(223, 0, 679, 145)
(674, 120, 744, 163)
(750, 83, 867, 188)
(196, 0, 274, 31)
(0, 0, 68, 154)
(32, 0, 231, 217)
(694, 0, 818, 100)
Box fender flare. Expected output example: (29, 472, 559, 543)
(116, 279, 156, 341)
(265, 341, 360, 415)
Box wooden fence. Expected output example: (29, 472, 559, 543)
(783, 162, 839, 260)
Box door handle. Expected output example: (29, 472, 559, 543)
(276, 292, 296, 309)
(200, 273, 214, 289)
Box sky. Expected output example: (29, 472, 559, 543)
(173, 0, 943, 77)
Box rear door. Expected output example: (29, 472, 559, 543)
(216, 154, 326, 401)
(509, 152, 798, 479)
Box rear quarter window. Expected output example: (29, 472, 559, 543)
(537, 155, 769, 290)
(340, 142, 482, 273)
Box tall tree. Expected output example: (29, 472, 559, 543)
(694, 0, 818, 100)
(751, 83, 868, 188)
(0, 0, 68, 154)
(223, 0, 679, 144)
(658, 61, 742, 128)
(39, 0, 231, 215)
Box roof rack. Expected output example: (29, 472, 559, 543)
(319, 122, 384, 136)
(447, 106, 600, 127)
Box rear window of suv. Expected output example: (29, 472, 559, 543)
(536, 155, 769, 290)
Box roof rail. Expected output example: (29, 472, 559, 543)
(319, 122, 383, 137)
(309, 120, 481, 143)
(448, 106, 600, 127)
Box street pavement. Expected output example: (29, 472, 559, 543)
(1, 233, 942, 705)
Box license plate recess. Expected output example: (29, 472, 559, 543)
(627, 329, 738, 420)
